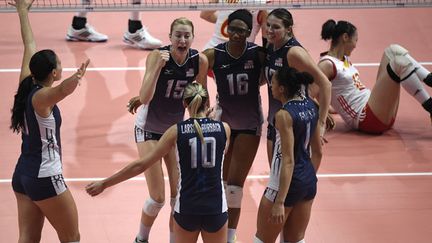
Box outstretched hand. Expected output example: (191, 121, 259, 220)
(8, 0, 34, 10)
(73, 59, 90, 84)
(127, 96, 142, 114)
(85, 181, 105, 197)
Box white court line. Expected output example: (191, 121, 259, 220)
(1, 172, 432, 183)
(1, 62, 432, 73)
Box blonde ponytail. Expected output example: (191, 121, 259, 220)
(183, 83, 209, 144)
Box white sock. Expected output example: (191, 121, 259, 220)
(227, 228, 236, 243)
(401, 73, 431, 104)
(137, 222, 151, 241)
(405, 54, 431, 81)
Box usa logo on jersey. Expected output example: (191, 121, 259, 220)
(186, 68, 194, 77)
(244, 60, 254, 69)
(275, 58, 283, 67)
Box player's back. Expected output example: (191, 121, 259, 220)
(174, 118, 228, 215)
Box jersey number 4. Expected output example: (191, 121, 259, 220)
(189, 137, 216, 168)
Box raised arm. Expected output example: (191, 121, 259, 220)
(11, 0, 36, 82)
(258, 10, 268, 43)
(139, 49, 169, 104)
(270, 110, 295, 224)
(199, 0, 219, 23)
(86, 125, 178, 196)
(288, 47, 332, 135)
(200, 10, 218, 24)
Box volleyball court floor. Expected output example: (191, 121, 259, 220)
(0, 7, 432, 243)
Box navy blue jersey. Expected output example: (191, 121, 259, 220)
(283, 97, 318, 188)
(15, 85, 63, 178)
(143, 46, 200, 133)
(264, 37, 302, 125)
(174, 118, 227, 215)
(213, 42, 264, 130)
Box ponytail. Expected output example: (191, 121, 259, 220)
(183, 82, 209, 144)
(321, 19, 357, 47)
(10, 76, 34, 133)
(10, 49, 57, 134)
(190, 94, 205, 143)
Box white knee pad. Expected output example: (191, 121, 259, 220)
(253, 235, 264, 243)
(226, 185, 243, 208)
(389, 55, 417, 81)
(143, 197, 164, 217)
(384, 44, 408, 62)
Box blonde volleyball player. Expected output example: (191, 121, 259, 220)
(124, 17, 208, 243)
(86, 83, 231, 243)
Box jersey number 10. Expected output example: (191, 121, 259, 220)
(189, 137, 216, 168)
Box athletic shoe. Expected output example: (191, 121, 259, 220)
(123, 27, 162, 50)
(134, 237, 148, 243)
(66, 24, 108, 42)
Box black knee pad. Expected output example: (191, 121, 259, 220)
(424, 73, 432, 87)
(422, 97, 432, 114)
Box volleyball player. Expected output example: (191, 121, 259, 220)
(318, 19, 432, 134)
(254, 67, 322, 243)
(264, 8, 331, 162)
(10, 0, 89, 242)
(202, 9, 265, 243)
(123, 17, 208, 243)
(86, 83, 231, 243)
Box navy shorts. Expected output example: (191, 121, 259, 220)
(12, 171, 67, 201)
(134, 126, 163, 143)
(264, 183, 317, 207)
(266, 124, 276, 141)
(174, 212, 228, 233)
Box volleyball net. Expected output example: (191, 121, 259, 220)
(0, 0, 431, 12)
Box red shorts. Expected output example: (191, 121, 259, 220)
(358, 104, 395, 134)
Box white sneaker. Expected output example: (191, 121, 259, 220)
(66, 24, 108, 42)
(123, 27, 162, 50)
